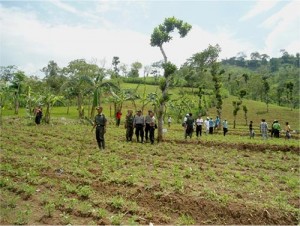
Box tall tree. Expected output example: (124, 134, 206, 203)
(285, 81, 294, 110)
(128, 62, 142, 78)
(111, 56, 120, 78)
(150, 17, 192, 142)
(62, 59, 100, 118)
(42, 61, 66, 93)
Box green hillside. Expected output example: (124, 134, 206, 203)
(121, 82, 300, 130)
(3, 82, 298, 130)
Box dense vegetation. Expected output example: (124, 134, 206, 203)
(0, 49, 299, 125)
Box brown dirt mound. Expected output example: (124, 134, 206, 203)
(166, 139, 300, 154)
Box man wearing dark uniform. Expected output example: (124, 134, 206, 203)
(125, 110, 134, 141)
(133, 110, 145, 143)
(92, 106, 107, 150)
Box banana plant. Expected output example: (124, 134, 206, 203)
(39, 93, 64, 124)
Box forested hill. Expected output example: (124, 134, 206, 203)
(219, 51, 299, 109)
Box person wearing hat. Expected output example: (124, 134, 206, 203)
(133, 110, 145, 143)
(145, 110, 153, 142)
(125, 110, 134, 141)
(92, 106, 107, 150)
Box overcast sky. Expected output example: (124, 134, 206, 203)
(0, 0, 299, 77)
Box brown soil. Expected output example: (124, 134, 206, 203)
(166, 139, 300, 154)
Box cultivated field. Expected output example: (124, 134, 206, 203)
(1, 115, 299, 225)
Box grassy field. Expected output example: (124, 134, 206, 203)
(1, 83, 299, 224)
(0, 114, 299, 225)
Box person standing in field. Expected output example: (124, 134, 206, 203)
(196, 115, 203, 137)
(285, 122, 291, 140)
(222, 119, 228, 136)
(272, 120, 281, 138)
(125, 110, 134, 142)
(205, 117, 210, 135)
(116, 110, 122, 127)
(92, 106, 107, 150)
(249, 120, 255, 139)
(209, 118, 214, 134)
(260, 119, 268, 140)
(185, 113, 194, 139)
(133, 110, 145, 143)
(34, 106, 43, 125)
(215, 115, 220, 131)
(149, 111, 156, 144)
(145, 110, 152, 142)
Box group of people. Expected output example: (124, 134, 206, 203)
(183, 114, 228, 139)
(92, 107, 293, 150)
(257, 119, 291, 140)
(124, 109, 156, 144)
(92, 107, 157, 150)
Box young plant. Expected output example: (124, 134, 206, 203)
(176, 213, 195, 225)
(44, 202, 55, 217)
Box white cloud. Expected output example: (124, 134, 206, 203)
(0, 4, 161, 75)
(240, 0, 280, 21)
(164, 25, 254, 64)
(261, 0, 300, 57)
(0, 4, 264, 77)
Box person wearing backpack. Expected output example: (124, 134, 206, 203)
(92, 106, 107, 150)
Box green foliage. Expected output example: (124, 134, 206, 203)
(76, 185, 93, 198)
(176, 214, 195, 225)
(110, 196, 125, 209)
(162, 62, 177, 78)
(44, 202, 55, 217)
(150, 17, 192, 47)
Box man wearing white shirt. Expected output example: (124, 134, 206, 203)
(196, 115, 204, 137)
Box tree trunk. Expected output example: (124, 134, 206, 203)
(14, 93, 19, 115)
(159, 45, 167, 63)
(157, 103, 164, 142)
(45, 104, 50, 124)
(77, 94, 84, 118)
(233, 116, 236, 129)
(157, 46, 168, 142)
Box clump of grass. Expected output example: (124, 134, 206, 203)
(176, 213, 195, 225)
(110, 196, 125, 209)
(44, 202, 55, 217)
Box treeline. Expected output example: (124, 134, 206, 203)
(0, 47, 299, 125)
